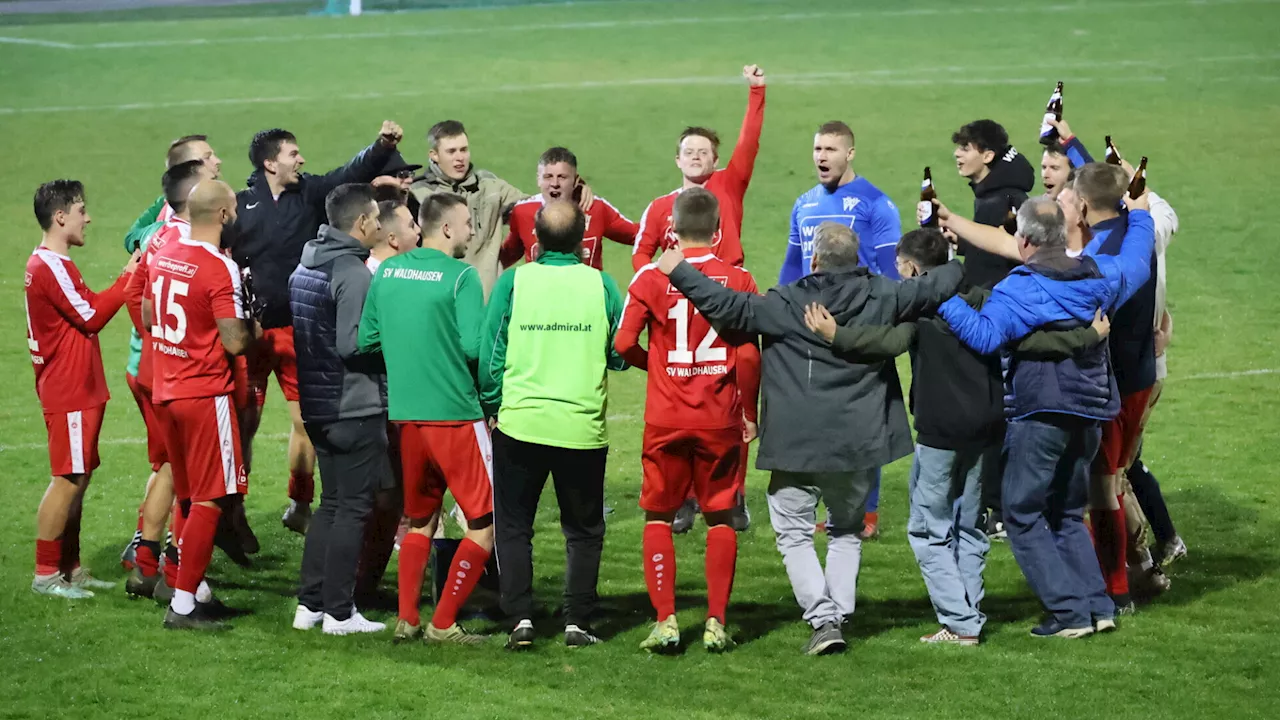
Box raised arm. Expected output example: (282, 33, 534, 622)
(306, 122, 402, 205)
(938, 281, 1042, 355)
(938, 200, 1020, 262)
(723, 72, 766, 195)
(1108, 205, 1156, 308)
(601, 199, 640, 247)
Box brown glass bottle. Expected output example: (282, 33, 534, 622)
(1127, 157, 1148, 198)
(919, 167, 938, 228)
(1038, 81, 1064, 146)
(1105, 136, 1123, 166)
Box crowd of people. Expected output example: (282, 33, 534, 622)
(24, 64, 1188, 655)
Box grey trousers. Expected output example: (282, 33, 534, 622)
(767, 469, 877, 629)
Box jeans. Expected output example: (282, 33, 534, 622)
(491, 429, 607, 628)
(298, 415, 390, 619)
(907, 443, 995, 637)
(1002, 417, 1114, 629)
(767, 469, 877, 628)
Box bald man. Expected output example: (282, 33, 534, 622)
(148, 179, 255, 630)
(480, 200, 629, 650)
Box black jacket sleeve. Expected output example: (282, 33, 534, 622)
(830, 323, 917, 360)
(668, 261, 793, 337)
(891, 259, 964, 321)
(305, 142, 397, 208)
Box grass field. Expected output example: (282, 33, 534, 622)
(2, 0, 1280, 718)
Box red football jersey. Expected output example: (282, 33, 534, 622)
(131, 217, 189, 390)
(630, 85, 765, 272)
(618, 248, 760, 430)
(25, 247, 128, 413)
(500, 195, 638, 270)
(148, 237, 244, 403)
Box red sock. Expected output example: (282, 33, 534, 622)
(431, 538, 490, 630)
(1091, 506, 1129, 596)
(397, 533, 431, 626)
(175, 504, 221, 594)
(705, 525, 738, 623)
(136, 541, 161, 577)
(36, 539, 62, 576)
(643, 523, 676, 620)
(288, 472, 314, 505)
(59, 510, 82, 576)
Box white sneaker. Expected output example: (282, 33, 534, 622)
(293, 604, 324, 630)
(322, 610, 386, 636)
(32, 572, 94, 599)
(69, 567, 116, 590)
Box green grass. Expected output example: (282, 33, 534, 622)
(2, 0, 1280, 718)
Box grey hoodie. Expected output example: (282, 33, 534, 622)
(289, 224, 385, 424)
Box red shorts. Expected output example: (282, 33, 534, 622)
(1095, 387, 1155, 475)
(640, 425, 744, 514)
(158, 395, 247, 503)
(42, 404, 105, 477)
(246, 326, 299, 405)
(397, 420, 493, 522)
(126, 373, 168, 471)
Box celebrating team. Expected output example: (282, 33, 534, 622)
(24, 64, 1186, 652)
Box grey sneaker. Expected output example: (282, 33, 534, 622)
(282, 501, 312, 535)
(672, 499, 698, 535)
(804, 621, 847, 655)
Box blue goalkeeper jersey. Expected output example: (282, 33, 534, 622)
(779, 177, 902, 285)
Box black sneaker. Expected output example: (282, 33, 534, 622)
(197, 596, 232, 619)
(214, 515, 252, 568)
(505, 619, 535, 651)
(672, 499, 698, 535)
(564, 624, 602, 648)
(152, 575, 174, 606)
(163, 606, 228, 631)
(804, 621, 847, 655)
(1030, 617, 1094, 639)
(125, 567, 158, 599)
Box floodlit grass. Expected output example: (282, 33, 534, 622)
(1, 1, 1279, 718)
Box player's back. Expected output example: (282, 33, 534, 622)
(634, 250, 756, 430)
(135, 218, 190, 389)
(366, 247, 484, 422)
(25, 248, 109, 412)
(149, 238, 242, 403)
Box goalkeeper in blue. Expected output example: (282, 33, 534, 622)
(778, 121, 904, 538)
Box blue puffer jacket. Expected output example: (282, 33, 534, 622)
(939, 209, 1155, 420)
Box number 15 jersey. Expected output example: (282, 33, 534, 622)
(620, 248, 760, 430)
(146, 238, 244, 403)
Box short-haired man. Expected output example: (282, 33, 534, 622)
(358, 192, 493, 645)
(368, 198, 420, 274)
(121, 160, 211, 598)
(149, 179, 254, 629)
(780, 119, 903, 538)
(481, 201, 629, 650)
(937, 195, 1155, 637)
(950, 119, 1035, 288)
(232, 121, 404, 535)
(288, 183, 391, 635)
(27, 180, 138, 598)
(657, 221, 963, 655)
(631, 65, 766, 273)
(502, 146, 637, 271)
(616, 188, 761, 653)
(804, 228, 1107, 645)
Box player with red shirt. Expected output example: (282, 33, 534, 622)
(147, 180, 255, 630)
(630, 65, 766, 273)
(615, 188, 761, 653)
(26, 180, 138, 598)
(500, 146, 637, 271)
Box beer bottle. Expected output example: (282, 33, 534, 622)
(1105, 135, 1123, 166)
(919, 166, 938, 228)
(1127, 157, 1148, 199)
(1038, 81, 1064, 146)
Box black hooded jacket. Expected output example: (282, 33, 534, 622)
(961, 144, 1035, 289)
(230, 142, 394, 328)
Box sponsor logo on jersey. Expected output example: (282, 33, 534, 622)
(156, 257, 198, 279)
(384, 267, 444, 282)
(25, 272, 33, 287)
(842, 197, 861, 212)
(666, 276, 727, 294)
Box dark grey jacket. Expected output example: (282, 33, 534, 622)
(289, 225, 385, 424)
(667, 260, 964, 473)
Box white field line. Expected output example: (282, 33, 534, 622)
(1178, 368, 1278, 381)
(3, 0, 1277, 50)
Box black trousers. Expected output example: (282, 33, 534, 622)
(298, 414, 390, 619)
(492, 429, 607, 629)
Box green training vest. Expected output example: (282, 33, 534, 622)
(500, 262, 610, 449)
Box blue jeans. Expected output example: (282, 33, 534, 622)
(907, 444, 994, 637)
(1002, 418, 1114, 629)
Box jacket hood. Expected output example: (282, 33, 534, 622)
(423, 161, 481, 192)
(246, 169, 264, 188)
(301, 224, 370, 268)
(795, 265, 874, 325)
(972, 145, 1035, 198)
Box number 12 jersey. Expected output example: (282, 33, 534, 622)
(146, 238, 244, 403)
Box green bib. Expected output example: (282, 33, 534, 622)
(500, 261, 611, 449)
